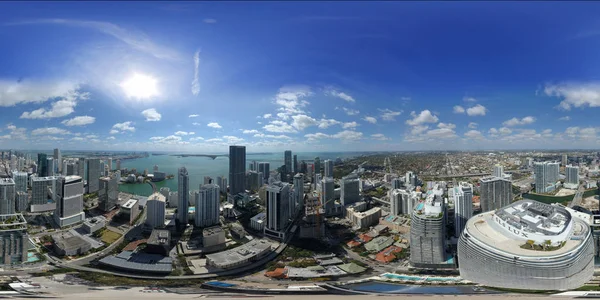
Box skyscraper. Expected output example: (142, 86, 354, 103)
(320, 177, 335, 214)
(479, 176, 512, 213)
(15, 191, 28, 213)
(390, 189, 404, 216)
(293, 174, 304, 212)
(203, 176, 213, 185)
(566, 165, 580, 185)
(0, 179, 15, 215)
(265, 181, 290, 239)
(116, 159, 121, 171)
(534, 161, 560, 193)
(340, 174, 360, 206)
(86, 158, 100, 194)
(108, 158, 113, 171)
(77, 158, 85, 178)
(98, 176, 118, 212)
(258, 162, 270, 182)
(53, 148, 61, 173)
(410, 194, 447, 268)
(284, 150, 292, 175)
(31, 176, 56, 206)
(37, 153, 48, 177)
(54, 176, 85, 227)
(146, 192, 166, 229)
(314, 157, 321, 179)
(293, 155, 298, 174)
(493, 165, 503, 178)
(391, 177, 403, 190)
(229, 146, 246, 197)
(245, 171, 260, 192)
(46, 158, 55, 176)
(195, 184, 220, 228)
(12, 171, 27, 193)
(562, 154, 568, 166)
(454, 182, 473, 237)
(324, 160, 334, 178)
(177, 167, 190, 228)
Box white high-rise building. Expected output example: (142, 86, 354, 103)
(0, 179, 16, 215)
(116, 159, 121, 171)
(146, 192, 166, 229)
(320, 177, 335, 214)
(340, 174, 360, 206)
(12, 171, 28, 193)
(54, 176, 85, 227)
(454, 182, 473, 237)
(324, 160, 334, 178)
(293, 174, 304, 212)
(390, 189, 403, 216)
(493, 165, 504, 178)
(194, 184, 220, 228)
(177, 167, 190, 228)
(107, 158, 113, 171)
(562, 154, 568, 166)
(534, 161, 560, 193)
(566, 165, 580, 188)
(53, 148, 61, 173)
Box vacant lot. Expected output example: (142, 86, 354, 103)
(101, 230, 122, 244)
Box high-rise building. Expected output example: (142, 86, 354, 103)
(265, 181, 291, 239)
(293, 155, 298, 174)
(229, 146, 246, 197)
(107, 158, 113, 171)
(203, 176, 213, 185)
(245, 171, 260, 192)
(454, 182, 473, 237)
(390, 189, 406, 216)
(37, 153, 48, 177)
(324, 160, 334, 178)
(98, 176, 118, 212)
(116, 159, 121, 171)
(284, 150, 292, 175)
(410, 193, 447, 268)
(293, 174, 304, 212)
(15, 192, 28, 213)
(46, 158, 55, 176)
(320, 177, 335, 214)
(12, 171, 27, 193)
(258, 162, 270, 182)
(0, 179, 15, 215)
(534, 161, 560, 193)
(54, 176, 85, 227)
(493, 165, 504, 178)
(479, 176, 512, 213)
(562, 154, 568, 166)
(77, 158, 85, 178)
(391, 177, 403, 190)
(300, 161, 307, 174)
(0, 214, 29, 265)
(340, 174, 360, 206)
(566, 165, 580, 185)
(195, 184, 220, 228)
(86, 158, 101, 194)
(314, 157, 321, 179)
(146, 192, 166, 229)
(177, 167, 190, 228)
(31, 176, 56, 206)
(53, 149, 61, 173)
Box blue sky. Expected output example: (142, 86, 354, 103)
(1, 2, 600, 152)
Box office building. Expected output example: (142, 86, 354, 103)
(229, 146, 246, 197)
(54, 176, 85, 228)
(320, 177, 335, 215)
(177, 167, 190, 228)
(146, 192, 166, 229)
(12, 171, 27, 193)
(120, 199, 140, 225)
(566, 165, 580, 186)
(324, 160, 334, 178)
(37, 153, 48, 177)
(458, 200, 594, 290)
(245, 171, 260, 192)
(293, 174, 304, 212)
(46, 158, 55, 176)
(0, 179, 15, 215)
(31, 176, 56, 207)
(314, 157, 321, 179)
(86, 158, 100, 194)
(480, 176, 512, 213)
(15, 191, 28, 212)
(116, 159, 121, 171)
(0, 214, 28, 265)
(194, 184, 220, 228)
(454, 182, 473, 237)
(534, 161, 560, 193)
(410, 192, 447, 268)
(250, 212, 267, 232)
(265, 181, 291, 239)
(340, 174, 360, 206)
(562, 154, 568, 166)
(284, 150, 292, 175)
(53, 148, 61, 173)
(293, 154, 298, 174)
(258, 162, 270, 182)
(300, 161, 307, 174)
(493, 165, 504, 178)
(391, 177, 403, 190)
(76, 158, 85, 178)
(98, 176, 118, 212)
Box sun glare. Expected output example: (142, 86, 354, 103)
(120, 73, 159, 99)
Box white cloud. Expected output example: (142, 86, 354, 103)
(253, 133, 292, 139)
(463, 97, 477, 102)
(488, 128, 499, 136)
(305, 133, 330, 141)
(31, 127, 71, 136)
(499, 127, 512, 135)
(223, 135, 244, 144)
(189, 114, 199, 118)
(425, 127, 456, 139)
(10, 19, 182, 60)
(437, 122, 456, 129)
(363, 116, 377, 124)
(205, 138, 223, 143)
(342, 121, 359, 129)
(61, 116, 95, 126)
(191, 50, 200, 96)
(20, 90, 89, 119)
(332, 130, 363, 141)
(111, 121, 135, 133)
(466, 104, 487, 116)
(189, 137, 204, 142)
(0, 79, 80, 107)
(406, 110, 439, 126)
(71, 137, 85, 141)
(207, 122, 222, 129)
(277, 112, 290, 120)
(324, 87, 355, 102)
(273, 85, 312, 115)
(242, 129, 261, 134)
(468, 122, 478, 129)
(150, 135, 183, 144)
(544, 82, 600, 110)
(107, 136, 116, 140)
(141, 108, 161, 121)
(263, 120, 297, 133)
(192, 122, 200, 126)
(2, 124, 27, 140)
(502, 116, 536, 127)
(379, 109, 402, 121)
(174, 131, 194, 136)
(559, 116, 571, 121)
(410, 125, 429, 135)
(338, 107, 360, 116)
(371, 133, 390, 141)
(263, 114, 272, 119)
(453, 105, 465, 114)
(464, 130, 484, 140)
(318, 118, 340, 129)
(291, 115, 318, 130)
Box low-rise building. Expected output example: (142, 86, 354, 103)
(82, 217, 106, 234)
(120, 198, 140, 225)
(52, 231, 91, 256)
(99, 251, 172, 274)
(250, 212, 266, 232)
(364, 236, 394, 252)
(146, 229, 171, 256)
(205, 239, 273, 269)
(347, 207, 381, 229)
(203, 226, 226, 248)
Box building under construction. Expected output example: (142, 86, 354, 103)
(298, 195, 325, 239)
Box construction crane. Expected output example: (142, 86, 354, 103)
(314, 193, 335, 239)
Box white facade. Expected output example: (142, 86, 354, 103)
(146, 192, 166, 229)
(454, 182, 473, 237)
(566, 165, 580, 185)
(12, 171, 27, 193)
(54, 176, 85, 228)
(324, 159, 334, 178)
(493, 165, 504, 178)
(194, 184, 220, 228)
(534, 161, 560, 193)
(250, 212, 266, 232)
(265, 182, 290, 239)
(0, 179, 16, 215)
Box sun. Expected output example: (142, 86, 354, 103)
(120, 73, 159, 99)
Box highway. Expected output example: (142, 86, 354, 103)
(569, 185, 586, 208)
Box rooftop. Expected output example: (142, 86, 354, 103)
(99, 251, 172, 274)
(148, 229, 170, 246)
(0, 178, 14, 185)
(122, 199, 138, 209)
(203, 226, 224, 236)
(496, 200, 570, 236)
(205, 239, 273, 267)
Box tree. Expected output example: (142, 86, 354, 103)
(526, 240, 535, 249)
(544, 240, 552, 251)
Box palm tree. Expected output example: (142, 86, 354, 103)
(544, 240, 552, 251)
(526, 239, 535, 249)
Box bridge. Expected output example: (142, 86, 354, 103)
(171, 154, 229, 160)
(569, 185, 586, 208)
